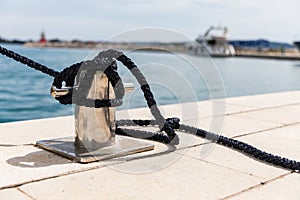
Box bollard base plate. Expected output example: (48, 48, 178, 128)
(36, 136, 154, 163)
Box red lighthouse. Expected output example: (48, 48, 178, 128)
(39, 31, 47, 43)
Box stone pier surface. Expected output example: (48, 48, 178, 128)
(0, 91, 299, 200)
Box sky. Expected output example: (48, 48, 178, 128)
(1, 0, 300, 43)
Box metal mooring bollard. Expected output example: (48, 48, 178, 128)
(74, 71, 116, 150)
(37, 69, 153, 163)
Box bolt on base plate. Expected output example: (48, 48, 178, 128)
(36, 136, 154, 163)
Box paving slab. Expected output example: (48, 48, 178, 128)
(0, 145, 108, 189)
(235, 123, 300, 161)
(178, 143, 288, 180)
(186, 115, 282, 138)
(196, 100, 253, 117)
(233, 104, 300, 125)
(19, 156, 262, 200)
(227, 173, 300, 200)
(217, 91, 300, 109)
(117, 100, 252, 121)
(0, 188, 31, 200)
(0, 116, 74, 145)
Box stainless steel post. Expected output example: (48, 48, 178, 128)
(74, 71, 115, 150)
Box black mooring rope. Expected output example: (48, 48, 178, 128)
(0, 45, 299, 171)
(0, 45, 59, 77)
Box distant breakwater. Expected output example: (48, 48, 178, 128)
(23, 42, 300, 60)
(24, 42, 188, 53)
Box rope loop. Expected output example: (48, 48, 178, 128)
(51, 50, 125, 107)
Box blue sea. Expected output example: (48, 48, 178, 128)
(1, 43, 300, 123)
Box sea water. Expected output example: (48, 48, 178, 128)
(1, 43, 300, 123)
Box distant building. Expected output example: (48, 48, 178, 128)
(229, 39, 296, 52)
(294, 41, 300, 50)
(39, 31, 47, 43)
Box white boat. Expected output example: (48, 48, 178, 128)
(188, 26, 236, 57)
